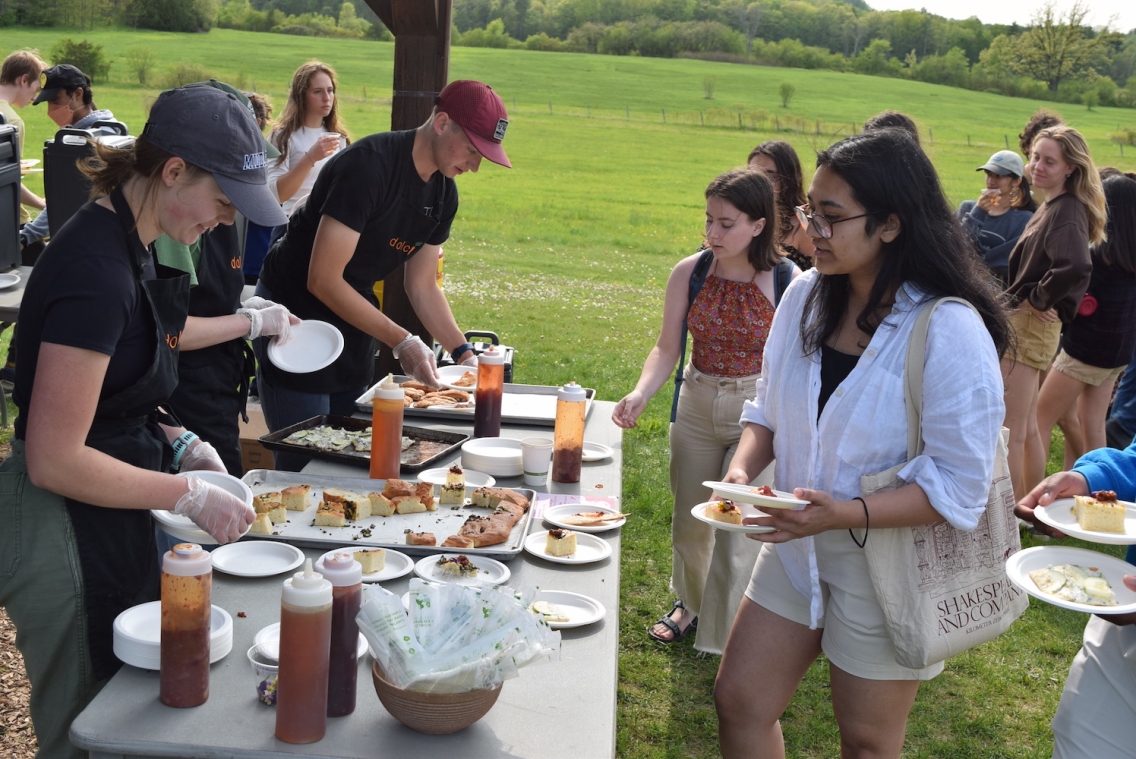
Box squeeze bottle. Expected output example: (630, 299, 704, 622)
(552, 382, 587, 483)
(275, 559, 332, 743)
(321, 552, 362, 717)
(473, 347, 504, 438)
(369, 374, 404, 480)
(160, 543, 212, 708)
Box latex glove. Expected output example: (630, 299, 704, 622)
(240, 296, 278, 311)
(459, 354, 478, 368)
(173, 474, 255, 544)
(392, 335, 440, 387)
(237, 303, 298, 340)
(179, 439, 227, 473)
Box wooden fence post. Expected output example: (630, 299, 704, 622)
(626, 105, 630, 121)
(549, 101, 553, 114)
(662, 109, 666, 123)
(699, 111, 704, 126)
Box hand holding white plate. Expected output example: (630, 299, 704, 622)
(413, 553, 510, 586)
(267, 320, 344, 374)
(1035, 498, 1136, 545)
(691, 501, 776, 534)
(523, 531, 613, 564)
(316, 547, 414, 583)
(702, 481, 808, 509)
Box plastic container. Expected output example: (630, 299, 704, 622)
(160, 543, 212, 708)
(370, 375, 404, 480)
(473, 347, 504, 439)
(321, 552, 362, 718)
(275, 560, 333, 744)
(552, 382, 587, 483)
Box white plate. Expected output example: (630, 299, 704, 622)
(153, 472, 255, 545)
(523, 531, 613, 564)
(211, 541, 305, 577)
(1035, 498, 1136, 545)
(437, 364, 478, 391)
(543, 503, 626, 533)
(113, 602, 233, 670)
(254, 622, 367, 660)
(316, 547, 414, 583)
(462, 438, 523, 477)
(413, 553, 511, 586)
(0, 272, 20, 290)
(531, 590, 606, 629)
(581, 442, 613, 462)
(267, 320, 344, 374)
(1006, 545, 1136, 614)
(415, 468, 495, 490)
(19, 159, 38, 168)
(691, 501, 776, 534)
(702, 481, 808, 509)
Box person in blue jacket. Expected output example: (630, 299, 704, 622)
(1017, 445, 1136, 759)
(957, 150, 1037, 286)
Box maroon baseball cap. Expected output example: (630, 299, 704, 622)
(436, 80, 511, 168)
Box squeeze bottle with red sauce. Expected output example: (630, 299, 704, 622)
(160, 543, 212, 708)
(275, 559, 332, 744)
(321, 551, 362, 717)
(552, 382, 587, 483)
(369, 373, 404, 480)
(473, 346, 504, 438)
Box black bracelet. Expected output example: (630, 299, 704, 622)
(451, 342, 475, 360)
(848, 496, 869, 549)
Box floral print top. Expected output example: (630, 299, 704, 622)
(688, 272, 775, 377)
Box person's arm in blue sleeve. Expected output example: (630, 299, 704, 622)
(1073, 443, 1136, 502)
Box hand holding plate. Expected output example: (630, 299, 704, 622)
(746, 488, 850, 543)
(1016, 470, 1088, 539)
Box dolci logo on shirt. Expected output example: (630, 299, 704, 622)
(389, 237, 423, 256)
(242, 151, 267, 171)
(165, 330, 182, 350)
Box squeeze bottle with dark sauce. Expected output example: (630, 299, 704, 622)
(369, 374, 404, 480)
(321, 551, 362, 717)
(552, 382, 587, 483)
(275, 559, 332, 744)
(160, 543, 212, 708)
(473, 347, 504, 438)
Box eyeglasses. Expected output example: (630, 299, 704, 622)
(794, 205, 872, 239)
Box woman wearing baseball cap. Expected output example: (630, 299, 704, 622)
(254, 79, 512, 471)
(0, 85, 288, 756)
(956, 149, 1037, 287)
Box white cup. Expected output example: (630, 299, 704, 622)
(521, 437, 554, 488)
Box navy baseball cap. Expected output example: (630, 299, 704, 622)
(142, 86, 287, 228)
(34, 64, 90, 105)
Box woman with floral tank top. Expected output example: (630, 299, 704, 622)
(613, 169, 798, 649)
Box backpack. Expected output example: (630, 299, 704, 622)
(669, 250, 793, 423)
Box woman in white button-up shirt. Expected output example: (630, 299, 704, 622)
(713, 129, 1010, 758)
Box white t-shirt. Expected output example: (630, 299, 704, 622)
(267, 125, 342, 215)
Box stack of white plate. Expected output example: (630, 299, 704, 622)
(113, 601, 233, 670)
(151, 471, 254, 545)
(461, 437, 523, 477)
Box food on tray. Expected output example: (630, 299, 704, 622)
(383, 479, 415, 499)
(452, 371, 476, 388)
(250, 513, 273, 535)
(415, 481, 436, 511)
(399, 380, 432, 393)
(405, 531, 436, 546)
(440, 465, 465, 505)
(402, 387, 426, 401)
(281, 484, 311, 511)
(1028, 563, 1118, 606)
(323, 488, 371, 522)
(442, 535, 476, 549)
(545, 528, 577, 557)
(1074, 491, 1126, 533)
(559, 511, 628, 527)
(356, 548, 386, 574)
(436, 554, 479, 577)
(368, 492, 395, 517)
(253, 493, 287, 524)
(472, 487, 530, 512)
(314, 502, 346, 528)
(284, 425, 373, 454)
(705, 500, 744, 525)
(750, 485, 776, 497)
(531, 600, 570, 623)
(458, 514, 513, 547)
(393, 495, 426, 515)
(411, 390, 472, 408)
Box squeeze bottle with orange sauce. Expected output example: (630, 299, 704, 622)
(473, 347, 504, 438)
(369, 374, 404, 480)
(160, 543, 212, 708)
(552, 382, 587, 483)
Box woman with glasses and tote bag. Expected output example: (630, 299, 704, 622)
(713, 129, 1009, 758)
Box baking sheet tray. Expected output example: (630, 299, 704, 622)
(355, 376, 596, 427)
(257, 415, 467, 472)
(239, 469, 534, 559)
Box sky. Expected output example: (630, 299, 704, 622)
(865, 0, 1136, 34)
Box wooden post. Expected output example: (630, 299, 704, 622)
(365, 0, 453, 378)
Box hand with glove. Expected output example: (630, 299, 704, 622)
(392, 334, 441, 387)
(173, 474, 255, 544)
(460, 354, 478, 368)
(237, 298, 300, 341)
(179, 439, 228, 473)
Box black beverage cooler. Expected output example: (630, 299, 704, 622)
(0, 122, 21, 271)
(44, 123, 132, 237)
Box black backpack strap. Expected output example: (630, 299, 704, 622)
(671, 249, 715, 423)
(772, 257, 793, 306)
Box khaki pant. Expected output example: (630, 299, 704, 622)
(669, 365, 772, 654)
(0, 440, 102, 759)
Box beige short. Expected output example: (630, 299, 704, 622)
(1052, 350, 1126, 387)
(745, 534, 944, 681)
(1007, 305, 1062, 371)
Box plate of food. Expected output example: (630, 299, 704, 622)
(413, 553, 510, 586)
(1035, 492, 1136, 545)
(317, 547, 414, 583)
(0, 271, 20, 290)
(523, 530, 613, 564)
(702, 481, 808, 509)
(437, 365, 477, 390)
(267, 320, 343, 374)
(1006, 545, 1136, 614)
(529, 590, 606, 629)
(415, 466, 495, 490)
(543, 503, 626, 533)
(582, 442, 614, 462)
(691, 501, 776, 534)
(211, 541, 305, 577)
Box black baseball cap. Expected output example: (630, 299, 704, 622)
(142, 86, 287, 227)
(185, 79, 280, 159)
(33, 64, 90, 105)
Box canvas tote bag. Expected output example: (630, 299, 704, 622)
(858, 297, 1027, 669)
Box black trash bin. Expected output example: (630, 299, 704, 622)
(44, 123, 132, 237)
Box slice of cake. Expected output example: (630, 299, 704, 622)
(1073, 490, 1126, 534)
(545, 528, 577, 557)
(440, 465, 466, 505)
(405, 531, 436, 546)
(253, 493, 287, 524)
(342, 493, 371, 522)
(356, 548, 386, 574)
(281, 484, 311, 511)
(322, 488, 353, 506)
(368, 492, 395, 517)
(705, 500, 743, 525)
(393, 495, 427, 515)
(471, 487, 530, 512)
(249, 513, 273, 535)
(415, 482, 437, 512)
(382, 479, 415, 499)
(313, 501, 346, 528)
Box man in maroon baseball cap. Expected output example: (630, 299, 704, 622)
(435, 79, 511, 168)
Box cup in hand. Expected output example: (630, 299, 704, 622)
(521, 437, 554, 488)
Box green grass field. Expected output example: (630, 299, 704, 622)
(2, 26, 1133, 757)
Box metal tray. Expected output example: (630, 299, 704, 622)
(257, 415, 468, 472)
(355, 376, 596, 427)
(240, 469, 534, 559)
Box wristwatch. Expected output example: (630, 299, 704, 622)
(171, 431, 199, 470)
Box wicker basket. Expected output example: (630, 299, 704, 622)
(371, 661, 502, 734)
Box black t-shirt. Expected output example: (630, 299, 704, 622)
(818, 344, 860, 421)
(14, 202, 157, 440)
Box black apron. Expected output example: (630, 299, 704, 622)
(168, 223, 252, 476)
(65, 186, 190, 680)
(260, 177, 447, 394)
